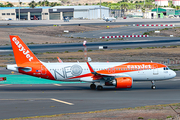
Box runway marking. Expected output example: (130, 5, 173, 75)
(54, 84, 62, 86)
(170, 79, 180, 81)
(0, 84, 11, 86)
(51, 98, 74, 105)
(101, 32, 119, 33)
(0, 98, 50, 101)
(0, 50, 12, 52)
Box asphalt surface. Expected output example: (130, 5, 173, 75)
(1, 38, 180, 55)
(1, 18, 180, 27)
(0, 71, 180, 119)
(1, 19, 180, 55)
(65, 26, 177, 38)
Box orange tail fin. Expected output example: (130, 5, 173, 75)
(9, 35, 40, 65)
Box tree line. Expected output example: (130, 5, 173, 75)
(0, 0, 180, 11)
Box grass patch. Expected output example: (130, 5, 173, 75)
(87, 49, 92, 52)
(0, 65, 6, 67)
(27, 42, 35, 45)
(169, 45, 178, 48)
(78, 50, 83, 52)
(135, 47, 142, 49)
(143, 32, 150, 35)
(166, 115, 173, 118)
(161, 28, 169, 31)
(46, 51, 59, 54)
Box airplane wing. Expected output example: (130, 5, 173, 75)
(86, 62, 133, 88)
(86, 62, 130, 80)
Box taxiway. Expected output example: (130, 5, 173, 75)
(0, 72, 180, 119)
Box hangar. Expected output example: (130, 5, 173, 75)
(51, 6, 109, 19)
(0, 5, 109, 20)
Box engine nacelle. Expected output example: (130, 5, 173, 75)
(115, 77, 133, 88)
(105, 77, 133, 88)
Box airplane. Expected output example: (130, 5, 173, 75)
(7, 35, 176, 90)
(103, 17, 116, 22)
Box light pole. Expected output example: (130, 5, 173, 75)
(144, 0, 145, 6)
(143, 0, 145, 18)
(18, 0, 20, 20)
(100, 0, 101, 20)
(157, 4, 158, 18)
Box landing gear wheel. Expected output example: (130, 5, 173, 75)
(97, 85, 103, 90)
(151, 85, 156, 89)
(90, 84, 96, 90)
(151, 81, 156, 90)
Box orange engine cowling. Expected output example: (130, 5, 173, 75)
(115, 77, 133, 88)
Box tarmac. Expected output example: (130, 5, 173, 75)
(0, 68, 180, 119)
(0, 18, 180, 119)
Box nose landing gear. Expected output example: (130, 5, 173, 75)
(151, 80, 156, 89)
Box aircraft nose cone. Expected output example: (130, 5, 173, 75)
(170, 70, 176, 78)
(172, 71, 176, 78)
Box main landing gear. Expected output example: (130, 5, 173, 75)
(151, 80, 156, 89)
(90, 83, 96, 90)
(97, 85, 103, 90)
(90, 83, 103, 90)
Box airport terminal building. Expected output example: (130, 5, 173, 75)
(0, 6, 109, 20)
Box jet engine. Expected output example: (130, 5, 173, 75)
(105, 77, 133, 88)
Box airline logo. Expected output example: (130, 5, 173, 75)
(12, 37, 33, 62)
(127, 64, 151, 69)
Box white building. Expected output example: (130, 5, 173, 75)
(155, 0, 168, 6)
(173, 0, 180, 6)
(52, 6, 109, 19)
(0, 6, 109, 20)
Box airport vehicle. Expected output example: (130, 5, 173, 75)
(103, 17, 116, 22)
(7, 35, 176, 90)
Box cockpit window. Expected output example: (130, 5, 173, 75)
(164, 67, 170, 70)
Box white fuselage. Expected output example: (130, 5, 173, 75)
(42, 62, 176, 82)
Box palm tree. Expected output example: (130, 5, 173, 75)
(176, 6, 180, 10)
(44, 0, 49, 6)
(127, 3, 135, 12)
(0, 3, 4, 7)
(29, 1, 37, 8)
(6, 2, 14, 7)
(120, 2, 129, 16)
(50, 2, 58, 7)
(141, 7, 145, 18)
(37, 1, 42, 6)
(135, 3, 141, 12)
